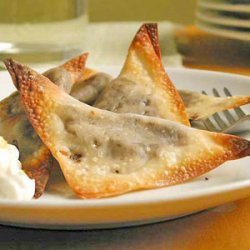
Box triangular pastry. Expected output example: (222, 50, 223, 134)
(180, 90, 250, 120)
(2, 54, 88, 197)
(70, 71, 250, 121)
(7, 60, 250, 199)
(43, 53, 88, 93)
(62, 64, 250, 122)
(70, 71, 113, 105)
(94, 24, 190, 126)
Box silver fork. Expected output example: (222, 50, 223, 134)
(201, 87, 250, 133)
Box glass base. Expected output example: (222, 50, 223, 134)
(0, 42, 83, 63)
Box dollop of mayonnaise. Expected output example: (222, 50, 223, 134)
(0, 136, 35, 200)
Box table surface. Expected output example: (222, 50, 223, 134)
(1, 199, 250, 250)
(0, 24, 250, 250)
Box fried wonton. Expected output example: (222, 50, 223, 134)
(43, 53, 88, 93)
(65, 65, 250, 122)
(2, 54, 88, 198)
(7, 61, 250, 198)
(94, 24, 190, 126)
(180, 90, 250, 120)
(70, 70, 113, 105)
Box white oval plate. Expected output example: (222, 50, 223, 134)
(197, 9, 250, 28)
(0, 67, 249, 230)
(198, 0, 250, 13)
(197, 20, 250, 41)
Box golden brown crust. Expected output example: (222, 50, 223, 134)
(4, 53, 89, 91)
(22, 147, 52, 198)
(143, 23, 162, 59)
(5, 62, 57, 144)
(4, 59, 19, 89)
(42, 53, 89, 93)
(62, 53, 88, 73)
(2, 54, 91, 198)
(2, 55, 89, 198)
(0, 90, 52, 198)
(179, 90, 250, 120)
(61, 53, 89, 85)
(78, 67, 97, 81)
(56, 132, 250, 199)
(8, 60, 250, 199)
(120, 23, 190, 125)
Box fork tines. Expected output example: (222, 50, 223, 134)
(201, 88, 248, 133)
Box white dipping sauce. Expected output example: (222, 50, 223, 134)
(0, 136, 35, 200)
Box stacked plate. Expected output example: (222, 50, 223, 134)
(196, 0, 250, 41)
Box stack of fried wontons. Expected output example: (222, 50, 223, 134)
(2, 23, 249, 198)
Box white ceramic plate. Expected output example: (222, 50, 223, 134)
(0, 67, 250, 230)
(198, 0, 250, 13)
(197, 9, 250, 28)
(197, 20, 250, 41)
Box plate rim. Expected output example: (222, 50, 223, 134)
(198, 0, 250, 13)
(0, 179, 250, 208)
(197, 9, 250, 28)
(197, 20, 250, 41)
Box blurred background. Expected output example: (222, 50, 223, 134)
(0, 0, 197, 24)
(89, 0, 197, 24)
(0, 0, 249, 75)
(91, 0, 249, 76)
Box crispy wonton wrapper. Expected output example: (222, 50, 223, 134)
(179, 90, 250, 120)
(6, 60, 250, 199)
(94, 23, 190, 125)
(2, 54, 88, 198)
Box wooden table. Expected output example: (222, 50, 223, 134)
(0, 25, 249, 250)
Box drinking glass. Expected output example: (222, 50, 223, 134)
(0, 0, 88, 63)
